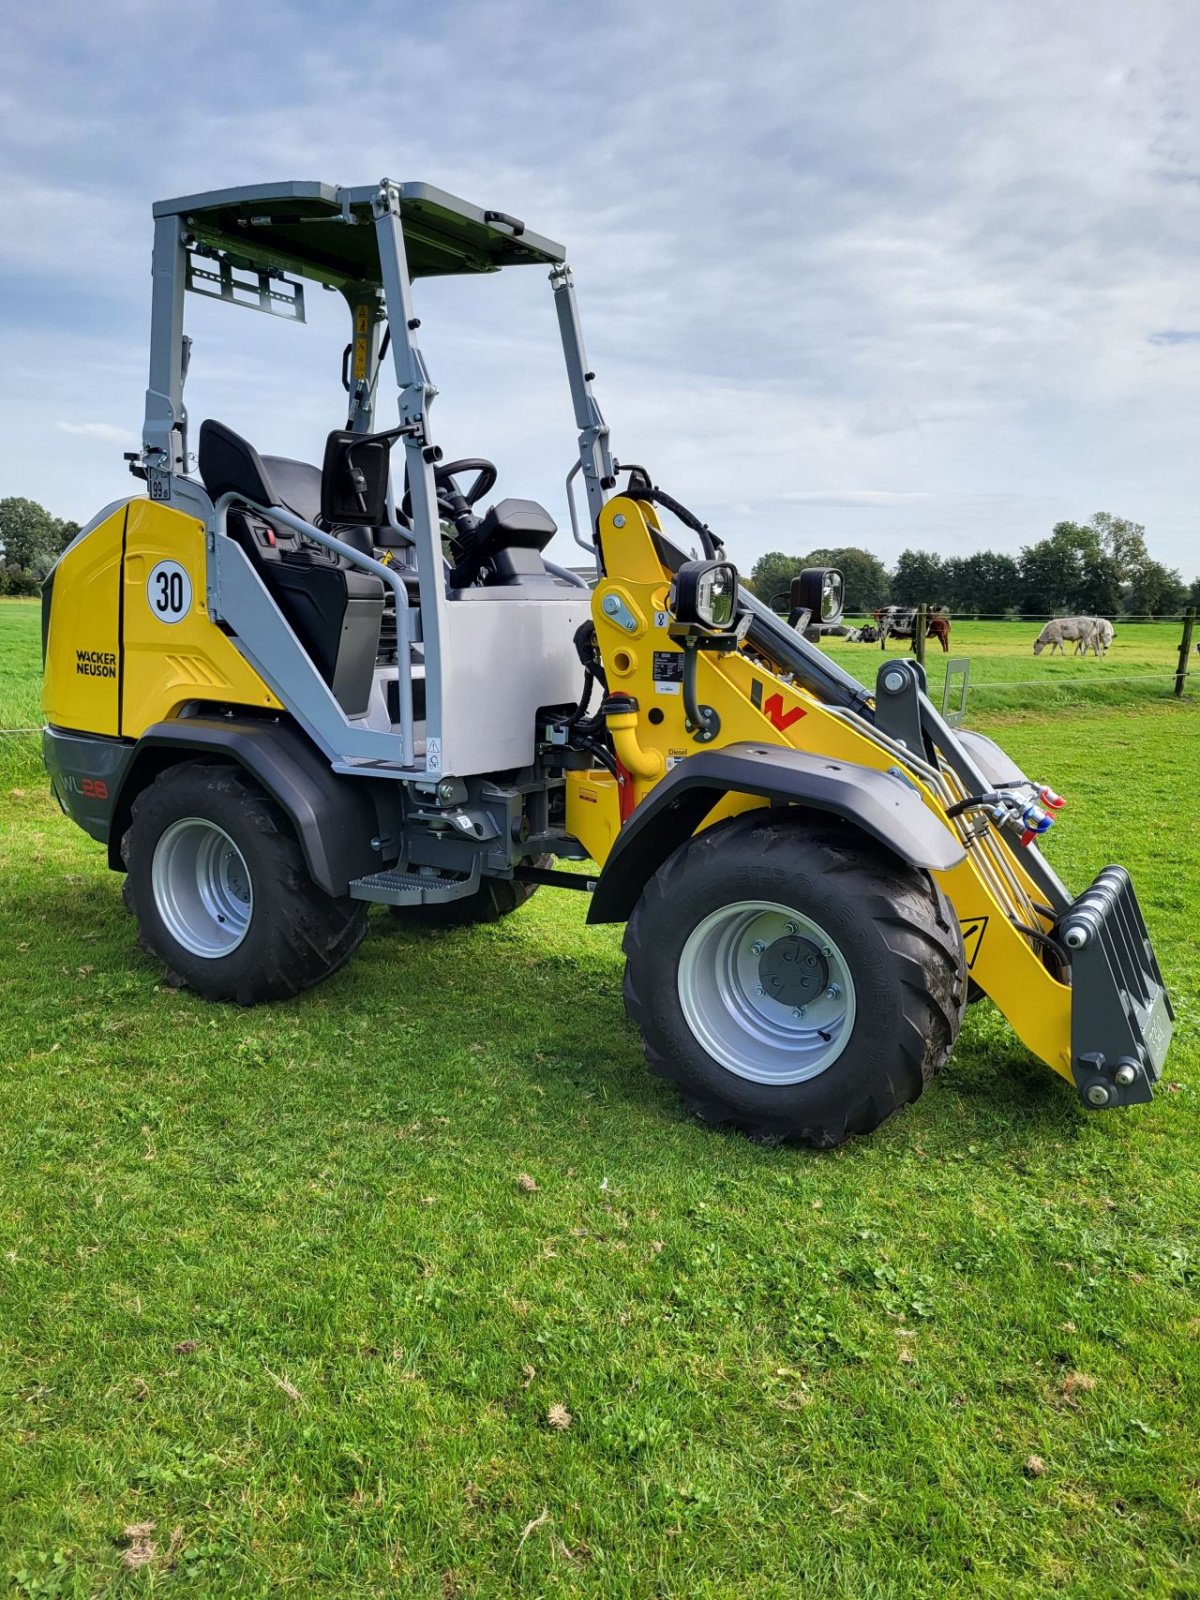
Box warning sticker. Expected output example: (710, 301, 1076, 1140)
(654, 610, 670, 629)
(959, 916, 988, 969)
(652, 651, 684, 696)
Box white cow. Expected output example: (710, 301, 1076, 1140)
(1073, 617, 1114, 655)
(1033, 617, 1100, 656)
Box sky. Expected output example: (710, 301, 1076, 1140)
(1, 0, 1198, 577)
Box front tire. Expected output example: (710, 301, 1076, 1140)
(121, 762, 368, 1004)
(623, 812, 966, 1147)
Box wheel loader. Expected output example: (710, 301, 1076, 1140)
(41, 179, 1174, 1145)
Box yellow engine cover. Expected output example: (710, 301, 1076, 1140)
(43, 498, 280, 738)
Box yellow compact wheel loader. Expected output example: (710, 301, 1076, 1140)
(42, 179, 1174, 1144)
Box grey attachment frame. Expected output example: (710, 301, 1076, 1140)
(142, 177, 612, 780)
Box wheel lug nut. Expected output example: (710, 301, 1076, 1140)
(784, 923, 796, 935)
(821, 945, 832, 957)
(826, 984, 840, 1000)
(754, 984, 766, 997)
(751, 940, 766, 955)
(793, 1006, 806, 1018)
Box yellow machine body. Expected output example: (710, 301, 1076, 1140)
(43, 499, 280, 739)
(566, 496, 1075, 1083)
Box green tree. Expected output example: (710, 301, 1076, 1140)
(892, 549, 944, 605)
(801, 547, 891, 612)
(1090, 511, 1148, 575)
(0, 497, 59, 575)
(1019, 521, 1111, 615)
(1187, 576, 1200, 611)
(1126, 559, 1187, 617)
(936, 552, 1020, 615)
(747, 551, 808, 608)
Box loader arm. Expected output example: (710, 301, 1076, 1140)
(573, 495, 1172, 1110)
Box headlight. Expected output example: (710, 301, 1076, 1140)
(672, 559, 740, 630)
(790, 566, 845, 625)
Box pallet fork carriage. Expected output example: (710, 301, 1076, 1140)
(41, 178, 1173, 1144)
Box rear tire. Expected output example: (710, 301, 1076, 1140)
(388, 856, 552, 929)
(622, 812, 966, 1147)
(121, 762, 368, 1004)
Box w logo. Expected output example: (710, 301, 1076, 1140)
(763, 693, 805, 732)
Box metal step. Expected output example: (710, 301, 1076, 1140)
(349, 862, 481, 907)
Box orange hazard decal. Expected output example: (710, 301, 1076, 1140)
(763, 692, 806, 732)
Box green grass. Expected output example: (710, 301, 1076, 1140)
(821, 618, 1193, 714)
(1, 597, 1198, 1596)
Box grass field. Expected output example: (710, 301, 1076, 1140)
(822, 617, 1191, 715)
(1, 595, 1198, 1597)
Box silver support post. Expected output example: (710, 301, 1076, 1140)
(551, 265, 613, 542)
(144, 214, 189, 500)
(373, 181, 450, 775)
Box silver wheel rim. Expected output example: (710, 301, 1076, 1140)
(151, 817, 253, 958)
(677, 900, 856, 1085)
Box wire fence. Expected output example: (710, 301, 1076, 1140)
(796, 610, 1196, 623)
(1, 609, 1195, 741)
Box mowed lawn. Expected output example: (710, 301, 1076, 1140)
(1, 594, 1198, 1597)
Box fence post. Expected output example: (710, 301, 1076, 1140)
(1176, 609, 1196, 698)
(914, 602, 927, 666)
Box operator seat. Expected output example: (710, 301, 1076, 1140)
(197, 420, 384, 719)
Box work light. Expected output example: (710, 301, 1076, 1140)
(672, 560, 740, 630)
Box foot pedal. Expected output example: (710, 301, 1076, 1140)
(350, 862, 480, 907)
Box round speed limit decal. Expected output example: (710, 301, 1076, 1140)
(146, 560, 192, 624)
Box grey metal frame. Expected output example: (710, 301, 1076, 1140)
(140, 177, 610, 784)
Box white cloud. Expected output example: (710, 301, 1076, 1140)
(55, 421, 139, 445)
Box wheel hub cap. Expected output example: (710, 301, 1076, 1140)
(757, 936, 829, 1008)
(677, 901, 856, 1085)
(151, 817, 253, 959)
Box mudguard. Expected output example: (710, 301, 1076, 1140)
(587, 741, 965, 923)
(106, 717, 387, 895)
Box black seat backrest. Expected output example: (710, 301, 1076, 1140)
(198, 420, 279, 507)
(260, 455, 323, 523)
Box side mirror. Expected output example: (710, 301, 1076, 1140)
(320, 430, 392, 526)
(790, 567, 844, 626)
(671, 559, 740, 630)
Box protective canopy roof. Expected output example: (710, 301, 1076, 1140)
(153, 180, 565, 288)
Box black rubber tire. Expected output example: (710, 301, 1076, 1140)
(388, 856, 552, 929)
(121, 762, 368, 1004)
(622, 812, 967, 1147)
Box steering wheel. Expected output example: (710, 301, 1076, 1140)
(401, 457, 497, 523)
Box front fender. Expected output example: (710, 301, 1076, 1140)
(587, 742, 964, 923)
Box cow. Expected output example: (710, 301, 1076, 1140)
(873, 607, 950, 652)
(1033, 617, 1100, 656)
(873, 606, 915, 642)
(1072, 617, 1114, 655)
(924, 614, 952, 653)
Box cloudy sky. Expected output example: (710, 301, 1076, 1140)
(2, 0, 1198, 576)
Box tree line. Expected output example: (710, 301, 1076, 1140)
(4, 496, 1198, 618)
(0, 499, 81, 595)
(749, 513, 1200, 618)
